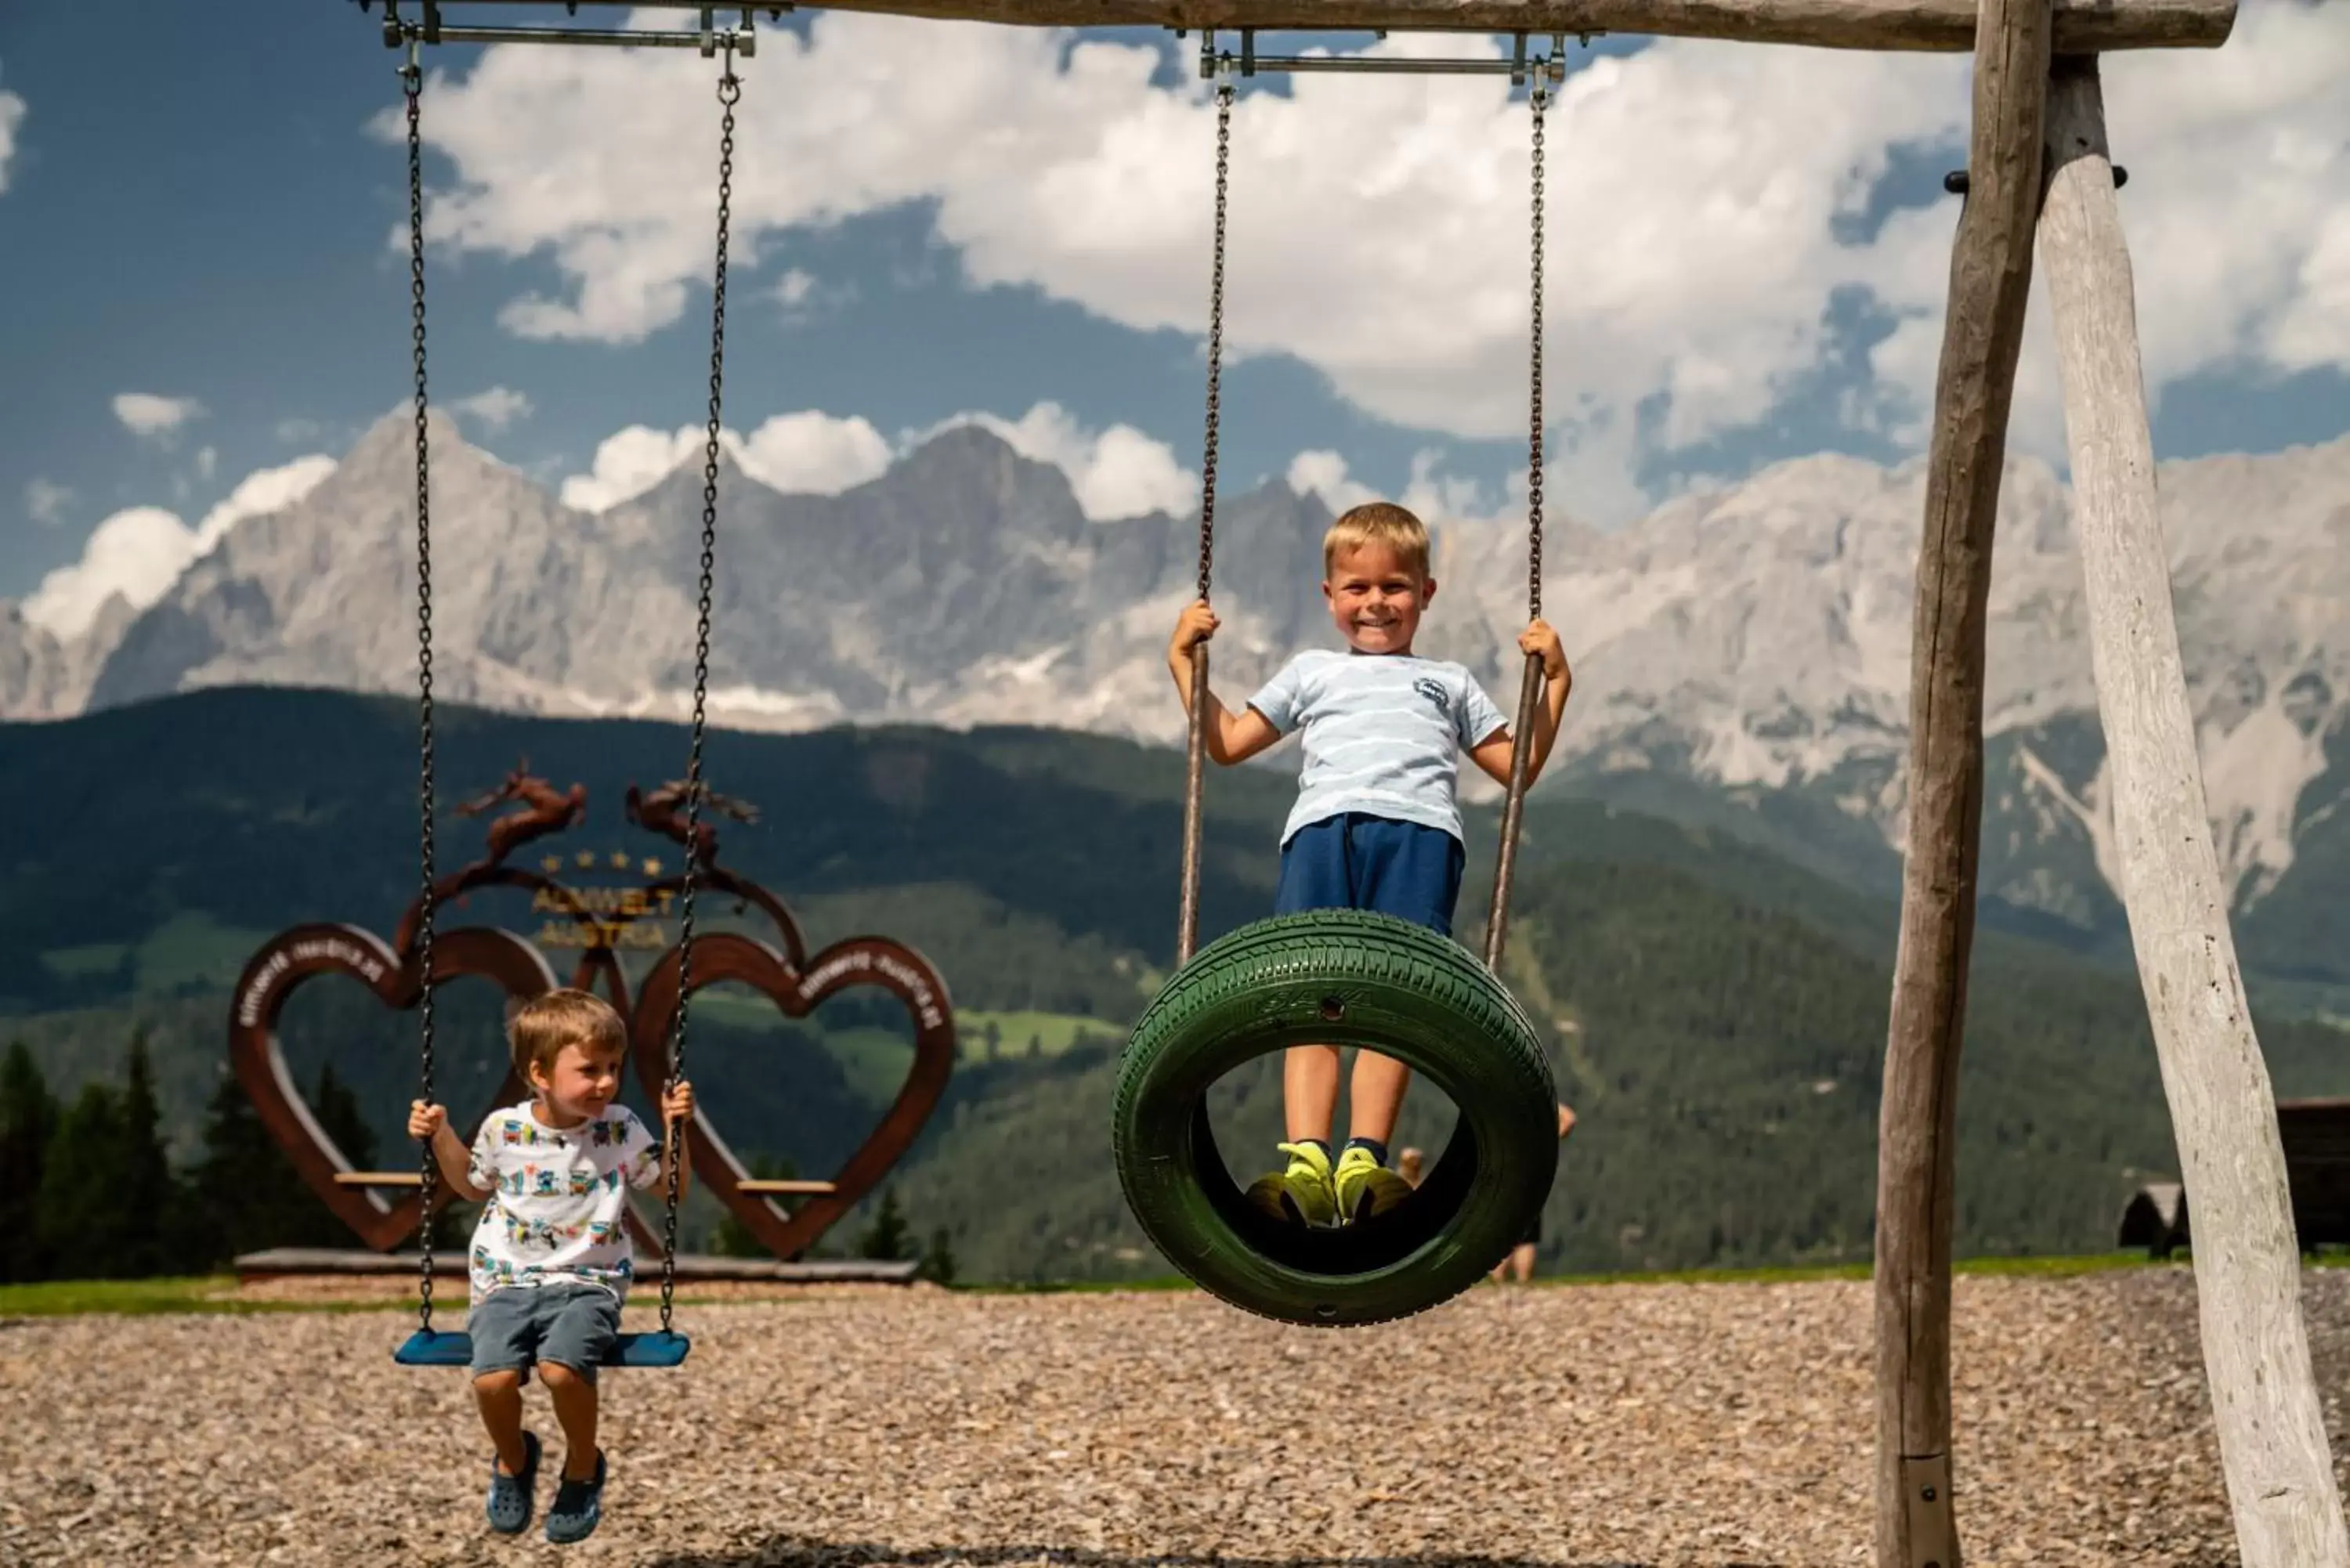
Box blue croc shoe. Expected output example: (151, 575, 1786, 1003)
(486, 1432, 540, 1535)
(544, 1449, 607, 1545)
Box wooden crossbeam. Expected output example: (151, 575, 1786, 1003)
(800, 0, 2230, 52)
(737, 1180, 841, 1195)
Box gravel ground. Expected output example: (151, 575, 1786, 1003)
(5, 1266, 2346, 1567)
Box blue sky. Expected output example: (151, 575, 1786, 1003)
(1, 1, 2344, 619)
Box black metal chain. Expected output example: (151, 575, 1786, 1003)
(660, 50, 735, 1339)
(1173, 70, 1233, 969)
(1483, 69, 1554, 974)
(403, 52, 440, 1335)
(1526, 75, 1546, 623)
(1196, 76, 1232, 603)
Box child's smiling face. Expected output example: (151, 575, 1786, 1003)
(530, 1037, 625, 1126)
(1324, 540, 1434, 656)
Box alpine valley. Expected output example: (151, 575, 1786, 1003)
(5, 414, 2349, 1281)
(15, 410, 2350, 988)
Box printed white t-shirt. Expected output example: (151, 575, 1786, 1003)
(464, 1100, 665, 1302)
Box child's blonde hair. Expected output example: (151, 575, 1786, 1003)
(1323, 500, 1431, 582)
(508, 987, 630, 1082)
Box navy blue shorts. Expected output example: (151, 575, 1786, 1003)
(1274, 812, 1466, 937)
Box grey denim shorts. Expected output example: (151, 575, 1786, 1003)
(466, 1282, 622, 1385)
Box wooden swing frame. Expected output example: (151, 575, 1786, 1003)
(365, 2, 2345, 1564)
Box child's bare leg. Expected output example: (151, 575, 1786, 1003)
(1282, 1045, 1342, 1143)
(539, 1362, 600, 1480)
(1346, 1049, 1412, 1146)
(472, 1371, 530, 1474)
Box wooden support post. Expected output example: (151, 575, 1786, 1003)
(1871, 2, 2049, 1565)
(2036, 54, 2350, 1568)
(801, 0, 2232, 53)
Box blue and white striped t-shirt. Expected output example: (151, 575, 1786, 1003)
(1247, 649, 1512, 847)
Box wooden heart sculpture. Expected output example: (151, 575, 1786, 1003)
(227, 922, 553, 1252)
(630, 931, 957, 1259)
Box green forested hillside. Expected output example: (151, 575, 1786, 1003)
(4, 686, 2346, 1282)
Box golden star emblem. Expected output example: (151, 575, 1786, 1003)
(610, 851, 631, 869)
(642, 858, 663, 877)
(540, 854, 563, 873)
(575, 850, 597, 868)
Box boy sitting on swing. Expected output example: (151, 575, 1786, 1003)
(409, 987, 694, 1544)
(1166, 500, 1571, 1227)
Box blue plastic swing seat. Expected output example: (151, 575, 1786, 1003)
(394, 1329, 692, 1368)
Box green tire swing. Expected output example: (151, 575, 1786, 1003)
(1114, 46, 1565, 1328)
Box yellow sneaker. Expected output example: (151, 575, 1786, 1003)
(1334, 1144, 1412, 1223)
(1246, 1141, 1337, 1227)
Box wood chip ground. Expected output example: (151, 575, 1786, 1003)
(6, 1267, 2348, 1566)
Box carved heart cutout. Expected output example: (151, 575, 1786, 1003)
(630, 932, 957, 1259)
(227, 922, 552, 1252)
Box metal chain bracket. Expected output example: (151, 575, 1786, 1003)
(368, 0, 778, 52)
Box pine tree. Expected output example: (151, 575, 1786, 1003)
(0, 1042, 59, 1283)
(916, 1224, 957, 1287)
(858, 1184, 913, 1261)
(36, 1080, 129, 1278)
(186, 1064, 346, 1265)
(312, 1061, 378, 1172)
(117, 1031, 174, 1277)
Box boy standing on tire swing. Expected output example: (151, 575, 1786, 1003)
(1166, 500, 1571, 1227)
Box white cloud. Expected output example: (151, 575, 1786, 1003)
(452, 385, 535, 432)
(565, 401, 1178, 518)
(924, 402, 1195, 519)
(195, 446, 218, 481)
(1285, 450, 1379, 514)
(112, 392, 207, 441)
(20, 456, 338, 640)
(276, 417, 323, 444)
(0, 85, 23, 197)
(562, 410, 891, 510)
(771, 267, 859, 324)
(562, 425, 706, 511)
(1856, 2, 2350, 463)
(1283, 447, 1554, 547)
(191, 454, 338, 552)
(23, 509, 191, 639)
(24, 479, 72, 529)
(390, 9, 2348, 511)
(739, 411, 891, 494)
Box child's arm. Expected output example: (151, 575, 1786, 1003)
(1469, 620, 1573, 787)
(407, 1101, 492, 1202)
(1167, 600, 1282, 765)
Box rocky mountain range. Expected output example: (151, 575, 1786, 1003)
(12, 410, 2349, 952)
